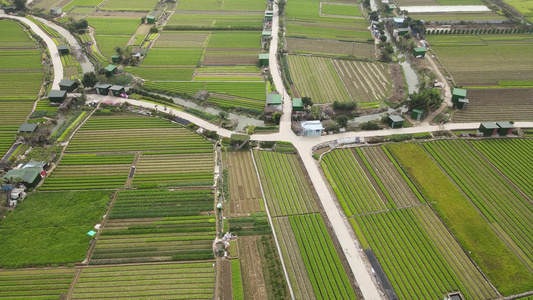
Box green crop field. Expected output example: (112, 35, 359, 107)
(166, 12, 263, 27)
(132, 152, 214, 187)
(424, 140, 533, 267)
(176, 0, 223, 10)
(63, 0, 105, 11)
(286, 37, 376, 58)
(254, 151, 318, 216)
(388, 143, 533, 295)
(72, 262, 215, 298)
(153, 32, 209, 48)
(223, 0, 265, 11)
(125, 67, 195, 81)
(0, 268, 76, 299)
(142, 49, 203, 66)
(67, 115, 212, 153)
(504, 0, 533, 22)
(40, 154, 134, 190)
(290, 213, 357, 299)
(91, 189, 215, 264)
(93, 34, 130, 59)
(86, 18, 140, 35)
(207, 32, 261, 49)
(0, 191, 111, 268)
(321, 3, 362, 17)
(102, 0, 158, 11)
(288, 55, 351, 103)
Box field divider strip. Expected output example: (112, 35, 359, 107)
(250, 149, 295, 300)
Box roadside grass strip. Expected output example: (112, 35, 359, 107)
(387, 143, 533, 295)
(356, 208, 471, 299)
(287, 55, 351, 103)
(0, 268, 76, 299)
(91, 189, 215, 264)
(67, 116, 212, 153)
(290, 213, 357, 299)
(254, 150, 319, 217)
(132, 152, 214, 187)
(321, 148, 387, 216)
(40, 154, 134, 190)
(424, 140, 533, 266)
(72, 262, 215, 299)
(470, 139, 533, 199)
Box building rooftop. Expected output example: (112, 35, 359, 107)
(266, 93, 282, 105)
(18, 123, 38, 133)
(57, 45, 68, 50)
(480, 122, 499, 129)
(109, 85, 125, 91)
(48, 89, 67, 98)
(258, 53, 269, 59)
(95, 83, 112, 89)
(293, 98, 303, 107)
(453, 88, 467, 97)
(412, 108, 424, 113)
(105, 65, 117, 72)
(3, 167, 41, 184)
(59, 79, 76, 87)
(389, 115, 405, 122)
(414, 47, 427, 52)
(496, 121, 514, 128)
(301, 120, 324, 130)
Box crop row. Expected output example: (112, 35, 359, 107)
(470, 139, 533, 199)
(0, 268, 75, 299)
(254, 150, 318, 216)
(424, 140, 533, 263)
(207, 96, 265, 111)
(321, 148, 386, 216)
(356, 208, 468, 299)
(79, 116, 181, 130)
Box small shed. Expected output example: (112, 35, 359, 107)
(146, 15, 156, 24)
(388, 115, 404, 128)
(301, 121, 324, 137)
(59, 79, 78, 92)
(478, 122, 499, 136)
(387, 4, 397, 12)
(413, 47, 427, 58)
(262, 31, 272, 38)
(452, 88, 467, 104)
(496, 121, 514, 136)
(18, 123, 38, 133)
(95, 83, 112, 95)
(109, 85, 125, 97)
(265, 10, 273, 21)
(50, 7, 62, 15)
(2, 168, 42, 188)
(398, 28, 409, 36)
(57, 45, 69, 55)
(457, 98, 469, 110)
(3, 7, 15, 13)
(111, 54, 121, 64)
(47, 90, 67, 103)
(292, 98, 304, 112)
(258, 53, 269, 67)
(411, 108, 424, 121)
(266, 93, 282, 106)
(393, 16, 405, 27)
(105, 64, 118, 77)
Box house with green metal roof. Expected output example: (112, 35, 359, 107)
(266, 93, 282, 106)
(2, 168, 42, 188)
(59, 79, 78, 92)
(413, 47, 427, 58)
(95, 83, 112, 95)
(259, 53, 269, 67)
(18, 123, 38, 133)
(48, 90, 67, 103)
(478, 122, 499, 136)
(388, 115, 404, 128)
(292, 98, 304, 112)
(105, 65, 118, 77)
(452, 88, 467, 104)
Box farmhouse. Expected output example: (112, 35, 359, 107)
(411, 108, 424, 121)
(105, 64, 118, 77)
(258, 53, 269, 67)
(95, 83, 112, 95)
(2, 168, 42, 188)
(452, 88, 467, 104)
(478, 122, 499, 136)
(388, 115, 404, 128)
(47, 90, 67, 103)
(18, 123, 38, 133)
(266, 93, 282, 106)
(301, 121, 324, 136)
(59, 79, 78, 92)
(496, 121, 514, 136)
(57, 45, 69, 55)
(292, 98, 304, 112)
(109, 85, 126, 97)
(146, 15, 156, 24)
(413, 47, 427, 58)
(111, 54, 121, 64)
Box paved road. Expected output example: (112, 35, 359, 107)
(0, 11, 63, 90)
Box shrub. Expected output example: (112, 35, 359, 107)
(361, 121, 380, 130)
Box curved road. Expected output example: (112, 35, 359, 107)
(0, 11, 63, 89)
(10, 10, 533, 300)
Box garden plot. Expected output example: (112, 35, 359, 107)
(125, 67, 195, 81)
(67, 115, 212, 153)
(72, 262, 215, 299)
(227, 151, 264, 216)
(223, 0, 266, 11)
(320, 2, 363, 17)
(202, 50, 259, 65)
(254, 151, 319, 217)
(143, 48, 203, 66)
(286, 37, 376, 58)
(101, 0, 159, 11)
(154, 32, 209, 48)
(0, 268, 76, 298)
(207, 31, 261, 49)
(452, 88, 533, 122)
(132, 152, 214, 188)
(166, 12, 263, 27)
(177, 0, 223, 10)
(63, 0, 105, 11)
(471, 139, 533, 199)
(0, 191, 111, 268)
(40, 154, 134, 190)
(93, 34, 130, 59)
(332, 59, 392, 103)
(91, 189, 215, 265)
(288, 55, 352, 103)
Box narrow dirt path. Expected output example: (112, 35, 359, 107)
(124, 151, 141, 188)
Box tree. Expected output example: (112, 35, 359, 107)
(82, 72, 98, 87)
(337, 115, 348, 128)
(14, 0, 26, 11)
(302, 96, 313, 109)
(407, 88, 442, 112)
(219, 111, 228, 120)
(149, 26, 159, 34)
(272, 112, 282, 125)
(369, 11, 379, 21)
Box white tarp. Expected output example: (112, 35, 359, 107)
(400, 5, 490, 13)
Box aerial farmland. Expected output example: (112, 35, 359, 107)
(0, 0, 532, 299)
